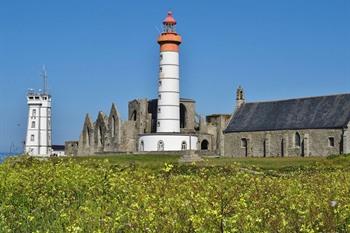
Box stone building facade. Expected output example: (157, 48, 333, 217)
(224, 89, 350, 157)
(66, 98, 230, 156)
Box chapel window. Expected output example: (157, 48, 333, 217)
(295, 132, 301, 147)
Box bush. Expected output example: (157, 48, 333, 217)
(0, 157, 349, 232)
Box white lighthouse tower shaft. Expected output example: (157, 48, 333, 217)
(25, 68, 52, 156)
(157, 12, 182, 133)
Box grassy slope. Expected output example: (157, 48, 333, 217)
(63, 154, 350, 171)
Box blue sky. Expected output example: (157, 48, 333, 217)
(0, 0, 349, 152)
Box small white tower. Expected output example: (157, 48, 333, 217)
(25, 67, 52, 156)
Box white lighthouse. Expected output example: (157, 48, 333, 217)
(157, 12, 181, 133)
(25, 68, 52, 156)
(139, 11, 198, 152)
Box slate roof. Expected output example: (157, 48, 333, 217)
(224, 94, 350, 133)
(52, 145, 65, 151)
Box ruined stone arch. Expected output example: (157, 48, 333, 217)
(82, 114, 94, 147)
(109, 103, 121, 140)
(95, 112, 108, 148)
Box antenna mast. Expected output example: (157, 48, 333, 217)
(41, 65, 48, 94)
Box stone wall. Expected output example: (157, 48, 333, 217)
(206, 114, 231, 155)
(65, 141, 79, 156)
(180, 100, 196, 133)
(224, 128, 344, 157)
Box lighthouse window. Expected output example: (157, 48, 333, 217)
(30, 135, 34, 142)
(157, 121, 160, 127)
(160, 54, 163, 60)
(32, 109, 36, 117)
(157, 140, 164, 151)
(159, 80, 162, 86)
(181, 141, 187, 150)
(158, 108, 161, 113)
(158, 94, 161, 99)
(159, 67, 162, 72)
(140, 140, 144, 152)
(31, 121, 35, 128)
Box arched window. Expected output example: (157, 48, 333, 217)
(295, 132, 301, 147)
(201, 140, 209, 150)
(157, 140, 164, 151)
(181, 141, 187, 150)
(140, 140, 144, 152)
(180, 103, 187, 128)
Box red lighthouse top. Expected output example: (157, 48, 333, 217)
(158, 11, 182, 52)
(163, 11, 176, 25)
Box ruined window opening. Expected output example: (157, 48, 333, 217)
(130, 110, 137, 121)
(99, 126, 103, 145)
(180, 103, 186, 128)
(111, 116, 115, 137)
(86, 127, 91, 146)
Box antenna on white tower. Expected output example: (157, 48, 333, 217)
(41, 65, 48, 94)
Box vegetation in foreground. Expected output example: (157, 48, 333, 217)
(0, 155, 350, 232)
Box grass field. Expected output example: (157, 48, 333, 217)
(1, 154, 350, 232)
(66, 153, 350, 171)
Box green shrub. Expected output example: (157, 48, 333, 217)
(0, 157, 349, 232)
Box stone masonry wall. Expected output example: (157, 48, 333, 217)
(224, 129, 344, 157)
